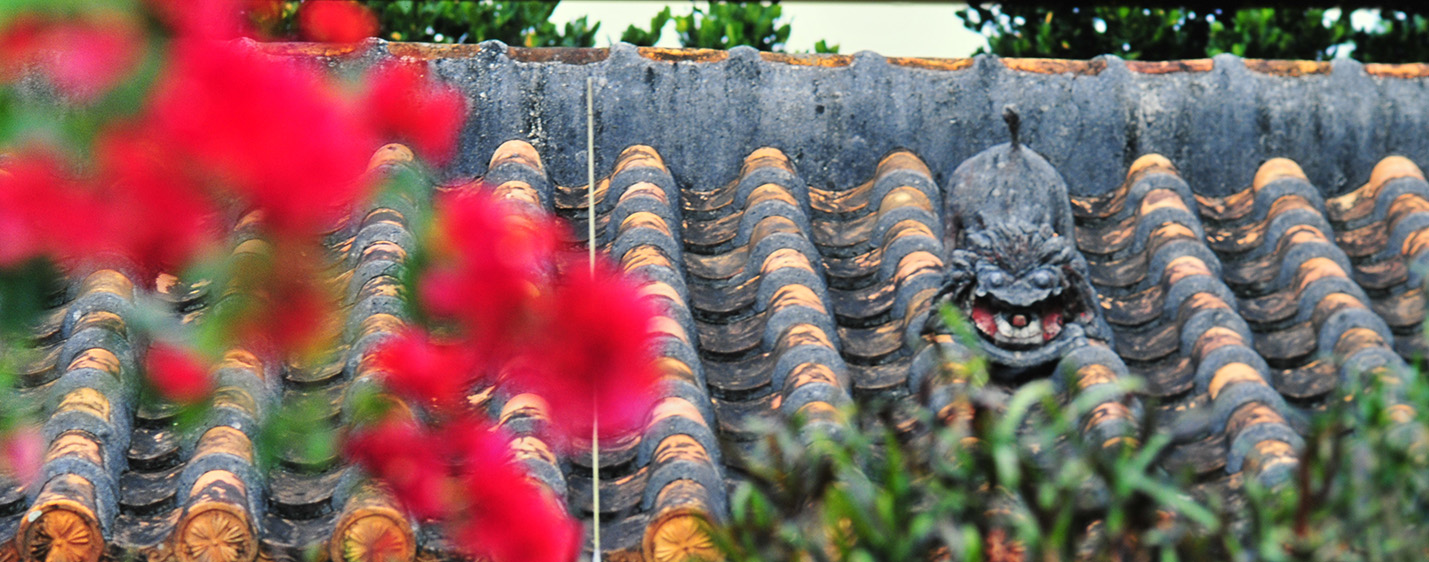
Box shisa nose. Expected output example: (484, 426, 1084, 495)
(1011, 313, 1028, 327)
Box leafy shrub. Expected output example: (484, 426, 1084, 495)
(712, 305, 1429, 560)
(673, 1, 791, 52)
(960, 5, 1429, 63)
(361, 0, 598, 47)
(621, 6, 673, 47)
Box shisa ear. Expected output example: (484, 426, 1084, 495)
(966, 226, 995, 252)
(1039, 234, 1076, 265)
(947, 249, 977, 283)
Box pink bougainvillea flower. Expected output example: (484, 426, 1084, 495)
(363, 62, 467, 164)
(344, 417, 450, 519)
(0, 425, 44, 486)
(448, 424, 581, 562)
(298, 0, 378, 44)
(145, 343, 214, 404)
(145, 41, 379, 238)
(373, 328, 481, 407)
(523, 256, 662, 443)
(0, 13, 144, 100)
(418, 190, 559, 351)
(40, 19, 145, 101)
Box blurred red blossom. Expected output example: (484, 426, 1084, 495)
(147, 0, 255, 40)
(363, 62, 467, 163)
(373, 329, 481, 407)
(346, 412, 579, 562)
(524, 256, 663, 443)
(298, 0, 378, 44)
(344, 417, 450, 519)
(419, 190, 559, 350)
(0, 13, 144, 100)
(0, 151, 114, 267)
(145, 343, 214, 404)
(448, 424, 582, 562)
(96, 126, 225, 276)
(0, 426, 43, 486)
(0, 139, 226, 278)
(0, 3, 652, 562)
(145, 42, 378, 238)
(0, 154, 73, 267)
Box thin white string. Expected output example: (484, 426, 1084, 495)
(586, 75, 601, 562)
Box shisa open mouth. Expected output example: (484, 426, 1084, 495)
(964, 284, 1089, 350)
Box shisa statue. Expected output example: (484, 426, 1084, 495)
(929, 108, 1113, 377)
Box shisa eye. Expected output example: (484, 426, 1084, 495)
(1029, 269, 1057, 289)
(985, 270, 1010, 287)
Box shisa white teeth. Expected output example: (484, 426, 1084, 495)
(994, 313, 1043, 345)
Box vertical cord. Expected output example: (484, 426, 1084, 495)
(586, 76, 601, 562)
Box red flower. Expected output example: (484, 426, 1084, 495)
(95, 126, 224, 276)
(0, 16, 44, 67)
(298, 0, 378, 44)
(0, 14, 144, 101)
(0, 155, 67, 267)
(344, 417, 450, 519)
(524, 256, 662, 443)
(145, 41, 379, 237)
(418, 190, 559, 352)
(147, 0, 254, 40)
(0, 425, 44, 486)
(345, 415, 581, 562)
(363, 63, 467, 163)
(447, 421, 581, 562)
(372, 329, 481, 407)
(145, 343, 214, 404)
(0, 151, 114, 267)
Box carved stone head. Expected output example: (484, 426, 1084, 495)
(930, 109, 1110, 373)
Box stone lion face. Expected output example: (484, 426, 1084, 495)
(940, 217, 1101, 371)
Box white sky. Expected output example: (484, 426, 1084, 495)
(549, 1, 989, 58)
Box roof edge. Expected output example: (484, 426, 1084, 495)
(251, 39, 1429, 78)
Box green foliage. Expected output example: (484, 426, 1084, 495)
(960, 5, 1429, 63)
(673, 1, 791, 51)
(0, 259, 63, 340)
(1239, 369, 1429, 561)
(1207, 8, 1351, 59)
(280, 0, 839, 53)
(958, 6, 1203, 61)
(1349, 9, 1429, 63)
(620, 6, 672, 47)
(359, 0, 597, 47)
(714, 307, 1429, 560)
(653, 2, 839, 53)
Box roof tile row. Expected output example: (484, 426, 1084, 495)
(5, 140, 1429, 561)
